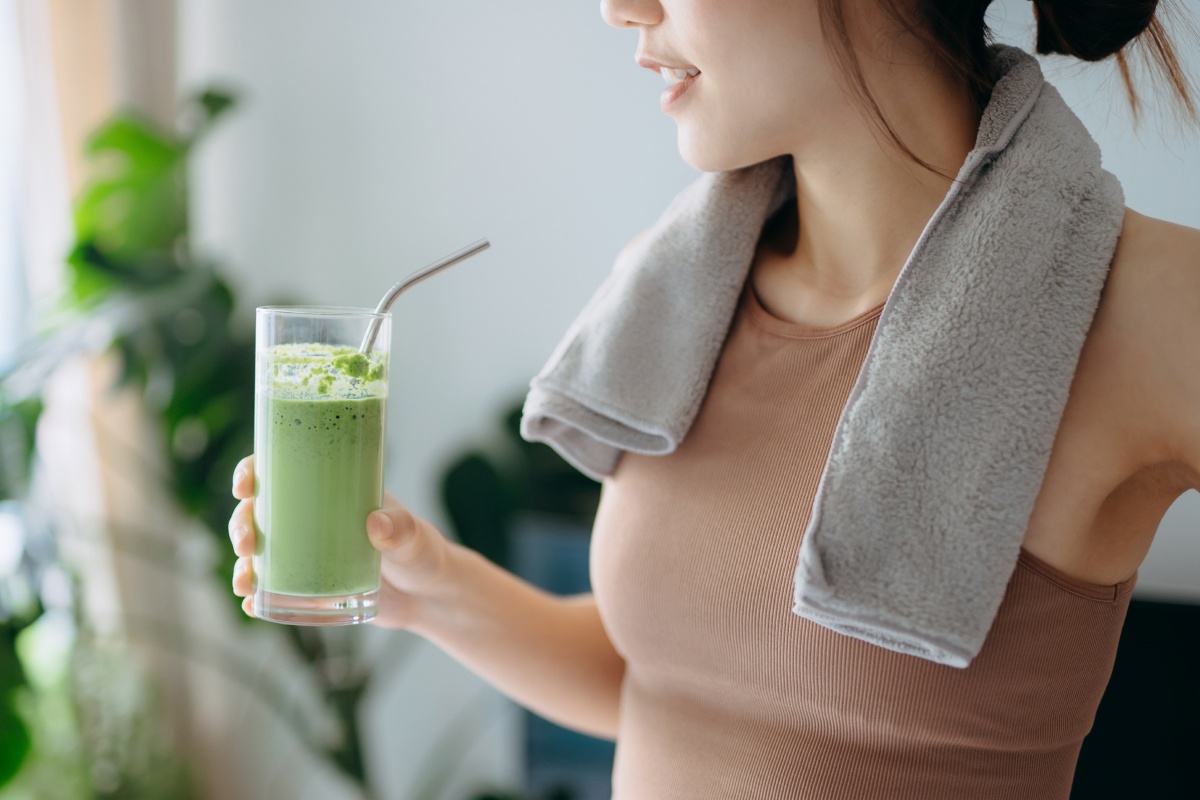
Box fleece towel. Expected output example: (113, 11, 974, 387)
(519, 43, 1126, 668)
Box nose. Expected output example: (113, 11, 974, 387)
(600, 0, 663, 28)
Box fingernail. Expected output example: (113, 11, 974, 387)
(368, 512, 393, 542)
(233, 467, 247, 492)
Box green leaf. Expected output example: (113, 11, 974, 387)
(73, 172, 185, 260)
(85, 115, 179, 164)
(63, 243, 122, 310)
(197, 90, 236, 124)
(0, 621, 30, 788)
(0, 701, 30, 787)
(0, 397, 43, 501)
(66, 242, 180, 307)
(439, 453, 517, 568)
(0, 632, 27, 695)
(74, 115, 187, 261)
(501, 399, 600, 517)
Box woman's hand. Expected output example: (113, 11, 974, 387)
(228, 455, 459, 629)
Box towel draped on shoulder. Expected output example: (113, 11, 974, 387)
(519, 43, 1126, 668)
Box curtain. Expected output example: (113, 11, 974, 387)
(1, 1, 24, 369)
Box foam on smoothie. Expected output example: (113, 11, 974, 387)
(266, 343, 388, 400)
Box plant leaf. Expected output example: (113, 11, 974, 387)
(197, 90, 236, 124)
(75, 115, 187, 260)
(0, 702, 30, 787)
(0, 397, 43, 501)
(439, 453, 517, 569)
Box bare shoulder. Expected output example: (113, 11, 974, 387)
(1094, 207, 1200, 490)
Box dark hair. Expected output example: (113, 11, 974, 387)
(819, 0, 1200, 178)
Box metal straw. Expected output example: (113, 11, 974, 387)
(359, 238, 491, 354)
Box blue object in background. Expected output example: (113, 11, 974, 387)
(511, 512, 616, 800)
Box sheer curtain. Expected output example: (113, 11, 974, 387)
(14, 0, 76, 319)
(1, 0, 29, 365)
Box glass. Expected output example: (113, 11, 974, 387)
(251, 306, 391, 625)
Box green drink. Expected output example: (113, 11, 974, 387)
(252, 310, 391, 626)
(258, 394, 383, 595)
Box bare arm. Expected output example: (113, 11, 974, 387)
(229, 458, 624, 740)
(1110, 212, 1200, 490)
(412, 547, 625, 740)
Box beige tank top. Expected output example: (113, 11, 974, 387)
(590, 280, 1137, 800)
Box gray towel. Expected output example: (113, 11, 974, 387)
(519, 43, 1125, 668)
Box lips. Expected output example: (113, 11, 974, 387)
(659, 70, 699, 111)
(636, 55, 701, 76)
(636, 53, 702, 112)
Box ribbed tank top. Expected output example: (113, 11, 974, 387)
(589, 280, 1137, 800)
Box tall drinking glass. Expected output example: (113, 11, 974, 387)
(252, 307, 390, 625)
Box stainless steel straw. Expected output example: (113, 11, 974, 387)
(359, 238, 491, 354)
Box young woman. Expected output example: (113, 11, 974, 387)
(228, 1, 1200, 795)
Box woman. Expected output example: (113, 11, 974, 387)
(228, 0, 1200, 796)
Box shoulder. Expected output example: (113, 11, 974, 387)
(1095, 207, 1200, 490)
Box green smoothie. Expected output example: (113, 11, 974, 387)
(253, 344, 387, 597)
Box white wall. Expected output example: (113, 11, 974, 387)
(177, 0, 1200, 795)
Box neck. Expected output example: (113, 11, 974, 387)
(770, 70, 982, 308)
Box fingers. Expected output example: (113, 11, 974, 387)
(230, 454, 257, 610)
(228, 498, 256, 558)
(367, 492, 448, 591)
(367, 503, 421, 559)
(232, 455, 255, 499)
(232, 557, 255, 597)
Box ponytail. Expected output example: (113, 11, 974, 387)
(818, 0, 1199, 178)
(1029, 0, 1198, 124)
(1031, 0, 1157, 62)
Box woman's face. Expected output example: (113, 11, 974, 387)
(601, 0, 889, 173)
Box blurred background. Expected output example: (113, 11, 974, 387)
(0, 1, 1196, 799)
